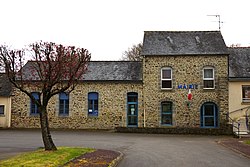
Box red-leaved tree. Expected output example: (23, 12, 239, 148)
(0, 42, 91, 150)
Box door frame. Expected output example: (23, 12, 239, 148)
(200, 102, 219, 128)
(127, 92, 138, 127)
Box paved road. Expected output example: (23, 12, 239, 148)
(0, 129, 249, 167)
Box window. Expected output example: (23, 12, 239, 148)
(161, 101, 173, 125)
(200, 102, 218, 128)
(242, 86, 250, 102)
(203, 67, 214, 89)
(88, 92, 98, 116)
(161, 68, 172, 89)
(0, 105, 4, 115)
(30, 92, 39, 115)
(59, 92, 69, 116)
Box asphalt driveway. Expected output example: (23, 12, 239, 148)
(0, 129, 249, 167)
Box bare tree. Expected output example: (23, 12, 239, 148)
(0, 42, 91, 150)
(121, 43, 143, 61)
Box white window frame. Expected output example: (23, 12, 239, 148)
(203, 67, 215, 89)
(161, 67, 172, 89)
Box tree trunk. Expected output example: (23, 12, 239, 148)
(39, 106, 57, 151)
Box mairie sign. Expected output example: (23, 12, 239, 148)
(177, 84, 198, 89)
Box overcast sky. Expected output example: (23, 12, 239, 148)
(0, 0, 249, 60)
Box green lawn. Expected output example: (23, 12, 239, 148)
(0, 147, 94, 167)
(244, 140, 250, 145)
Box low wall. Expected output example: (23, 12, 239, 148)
(115, 126, 233, 136)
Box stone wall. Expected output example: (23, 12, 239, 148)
(115, 126, 233, 135)
(143, 55, 229, 128)
(11, 82, 143, 129)
(11, 55, 229, 130)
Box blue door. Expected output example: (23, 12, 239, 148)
(127, 92, 138, 127)
(201, 102, 218, 128)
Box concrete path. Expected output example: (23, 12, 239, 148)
(0, 129, 249, 167)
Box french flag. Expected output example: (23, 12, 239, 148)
(188, 89, 192, 100)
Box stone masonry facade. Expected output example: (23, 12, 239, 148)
(143, 55, 228, 128)
(11, 82, 143, 129)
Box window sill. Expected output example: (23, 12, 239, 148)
(59, 114, 69, 117)
(200, 126, 218, 128)
(241, 101, 250, 105)
(88, 115, 98, 118)
(203, 88, 215, 90)
(161, 124, 173, 127)
(29, 114, 39, 117)
(0, 114, 5, 117)
(161, 88, 173, 91)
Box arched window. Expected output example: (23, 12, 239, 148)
(30, 92, 39, 115)
(200, 102, 218, 128)
(203, 67, 214, 89)
(88, 92, 99, 116)
(161, 101, 173, 125)
(59, 92, 69, 116)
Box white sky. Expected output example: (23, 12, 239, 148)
(0, 0, 250, 60)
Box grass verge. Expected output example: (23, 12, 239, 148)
(0, 147, 94, 167)
(244, 140, 250, 145)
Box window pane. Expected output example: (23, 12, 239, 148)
(88, 100, 93, 110)
(59, 99, 69, 115)
(161, 102, 172, 125)
(204, 80, 214, 88)
(128, 93, 138, 103)
(204, 117, 214, 126)
(31, 106, 36, 114)
(162, 114, 172, 125)
(59, 100, 64, 114)
(242, 86, 250, 99)
(88, 92, 99, 116)
(59, 92, 69, 100)
(162, 102, 172, 113)
(0, 105, 4, 114)
(128, 115, 137, 125)
(204, 69, 213, 78)
(204, 105, 214, 116)
(88, 92, 98, 100)
(31, 92, 39, 115)
(128, 96, 137, 102)
(162, 69, 171, 79)
(128, 96, 136, 102)
(65, 100, 69, 114)
(94, 100, 98, 111)
(162, 81, 172, 88)
(31, 92, 39, 100)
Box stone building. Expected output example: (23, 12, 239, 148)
(141, 31, 229, 128)
(11, 61, 143, 129)
(10, 31, 231, 131)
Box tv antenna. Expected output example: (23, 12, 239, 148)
(207, 15, 223, 31)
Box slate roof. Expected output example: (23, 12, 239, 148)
(228, 47, 250, 80)
(141, 31, 228, 56)
(21, 61, 143, 82)
(83, 61, 142, 81)
(0, 73, 12, 97)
